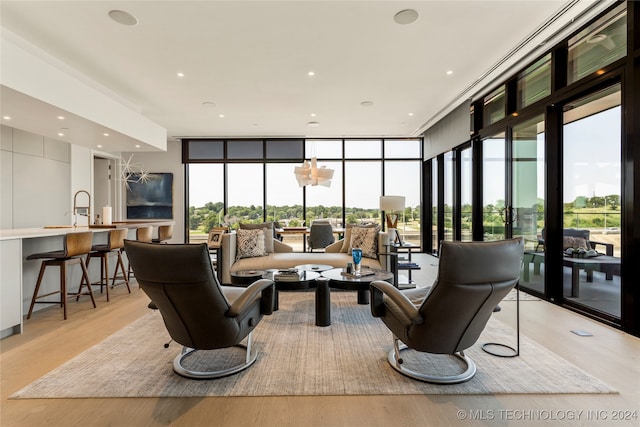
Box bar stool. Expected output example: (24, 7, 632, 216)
(152, 224, 173, 244)
(27, 231, 96, 320)
(127, 226, 153, 280)
(84, 228, 130, 301)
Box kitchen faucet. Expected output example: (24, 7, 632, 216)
(73, 190, 91, 228)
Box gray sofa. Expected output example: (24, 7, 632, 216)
(218, 231, 390, 285)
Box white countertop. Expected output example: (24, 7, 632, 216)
(0, 221, 174, 241)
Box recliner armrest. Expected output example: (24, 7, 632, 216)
(369, 280, 422, 323)
(227, 279, 276, 318)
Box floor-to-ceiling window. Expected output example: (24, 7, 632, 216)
(459, 145, 473, 241)
(422, 1, 638, 336)
(227, 163, 264, 225)
(482, 133, 506, 241)
(304, 139, 343, 227)
(513, 115, 546, 294)
(443, 151, 454, 241)
(185, 137, 422, 249)
(562, 84, 622, 318)
(187, 163, 224, 243)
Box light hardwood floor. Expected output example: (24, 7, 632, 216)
(2, 254, 639, 427)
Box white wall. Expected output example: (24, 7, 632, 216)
(121, 140, 184, 242)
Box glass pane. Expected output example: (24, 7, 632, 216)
(344, 161, 381, 225)
(266, 139, 303, 159)
(513, 115, 546, 294)
(266, 163, 303, 249)
(384, 139, 421, 159)
(431, 158, 438, 254)
(483, 86, 505, 126)
(306, 139, 342, 158)
(187, 164, 224, 243)
(188, 139, 224, 160)
(305, 160, 343, 229)
(443, 152, 454, 242)
(385, 161, 421, 247)
(460, 147, 472, 241)
(482, 134, 505, 241)
(567, 5, 627, 84)
(562, 84, 621, 318)
(227, 163, 264, 226)
(517, 54, 551, 108)
(344, 139, 381, 159)
(227, 140, 263, 159)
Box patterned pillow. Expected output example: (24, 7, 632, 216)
(236, 229, 266, 260)
(240, 222, 275, 253)
(348, 225, 380, 259)
(341, 224, 378, 253)
(562, 236, 590, 250)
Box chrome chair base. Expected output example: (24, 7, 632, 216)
(173, 332, 257, 379)
(388, 339, 477, 384)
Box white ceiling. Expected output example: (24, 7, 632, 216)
(0, 1, 612, 153)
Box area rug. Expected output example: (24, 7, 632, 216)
(11, 291, 614, 398)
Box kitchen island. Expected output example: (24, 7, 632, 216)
(0, 220, 174, 338)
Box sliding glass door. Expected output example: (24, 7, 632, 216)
(562, 84, 622, 318)
(513, 115, 546, 294)
(482, 133, 506, 241)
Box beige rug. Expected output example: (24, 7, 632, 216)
(11, 291, 614, 398)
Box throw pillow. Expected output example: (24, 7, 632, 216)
(562, 236, 590, 251)
(348, 225, 380, 259)
(240, 222, 274, 253)
(340, 223, 378, 253)
(236, 229, 266, 261)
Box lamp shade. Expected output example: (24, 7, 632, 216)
(379, 196, 405, 212)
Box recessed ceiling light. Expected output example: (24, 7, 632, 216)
(3, 116, 11, 120)
(57, 115, 65, 120)
(308, 71, 315, 77)
(307, 121, 320, 127)
(360, 101, 374, 107)
(219, 114, 225, 118)
(177, 72, 185, 78)
(310, 113, 316, 117)
(446, 70, 453, 75)
(394, 9, 419, 25)
(135, 144, 141, 148)
(57, 132, 64, 137)
(108, 10, 138, 26)
(103, 133, 110, 137)
(408, 113, 414, 116)
(97, 144, 103, 148)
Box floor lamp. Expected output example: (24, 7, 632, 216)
(481, 282, 520, 357)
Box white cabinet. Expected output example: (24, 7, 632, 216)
(1, 239, 23, 337)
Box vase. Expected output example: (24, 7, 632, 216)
(352, 248, 362, 275)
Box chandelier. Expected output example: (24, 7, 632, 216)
(294, 157, 334, 187)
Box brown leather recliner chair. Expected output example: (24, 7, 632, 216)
(370, 238, 524, 384)
(124, 240, 276, 379)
